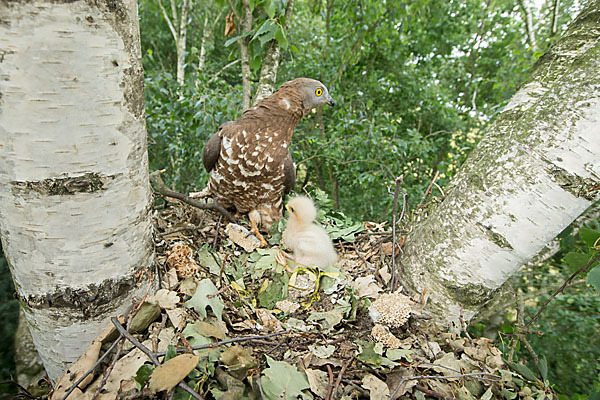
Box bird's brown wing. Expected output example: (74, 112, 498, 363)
(203, 123, 233, 172)
(283, 151, 296, 195)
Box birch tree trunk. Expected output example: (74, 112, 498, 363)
(158, 0, 191, 85)
(0, 0, 155, 382)
(253, 0, 294, 105)
(398, 0, 600, 328)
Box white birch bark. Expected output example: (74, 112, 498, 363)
(0, 0, 155, 381)
(253, 0, 294, 105)
(399, 1, 600, 328)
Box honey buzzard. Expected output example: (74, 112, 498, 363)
(202, 78, 335, 246)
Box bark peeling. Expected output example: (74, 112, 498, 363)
(11, 173, 113, 196)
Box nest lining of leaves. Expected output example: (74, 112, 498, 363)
(48, 197, 552, 400)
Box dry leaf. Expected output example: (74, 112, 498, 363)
(351, 275, 382, 298)
(148, 354, 200, 393)
(87, 341, 153, 398)
(379, 265, 391, 285)
(226, 223, 261, 252)
(166, 308, 186, 330)
(256, 308, 284, 332)
(161, 267, 179, 290)
(51, 320, 119, 399)
(362, 374, 390, 400)
(194, 321, 226, 339)
(275, 300, 300, 314)
(224, 12, 236, 36)
(305, 368, 329, 398)
(148, 289, 179, 310)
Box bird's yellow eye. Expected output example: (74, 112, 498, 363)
(315, 88, 323, 97)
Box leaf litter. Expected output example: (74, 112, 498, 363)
(48, 200, 553, 400)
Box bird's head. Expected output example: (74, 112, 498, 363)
(293, 78, 336, 110)
(285, 196, 318, 224)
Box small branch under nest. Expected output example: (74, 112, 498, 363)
(150, 170, 235, 223)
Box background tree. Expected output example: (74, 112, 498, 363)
(0, 0, 154, 381)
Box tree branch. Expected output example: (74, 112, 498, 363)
(526, 251, 600, 328)
(157, 0, 178, 43)
(111, 318, 204, 400)
(149, 171, 235, 223)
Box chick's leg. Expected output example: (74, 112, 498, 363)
(248, 210, 268, 247)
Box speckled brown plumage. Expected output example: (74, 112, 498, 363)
(202, 78, 334, 245)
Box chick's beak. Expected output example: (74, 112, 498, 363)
(327, 95, 336, 107)
(285, 204, 292, 214)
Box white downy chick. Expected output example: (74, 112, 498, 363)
(282, 196, 337, 268)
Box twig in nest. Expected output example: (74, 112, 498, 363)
(213, 215, 223, 249)
(508, 293, 542, 366)
(326, 364, 334, 400)
(159, 224, 202, 237)
(61, 336, 122, 400)
(110, 318, 204, 400)
(526, 251, 600, 328)
(219, 253, 229, 288)
(149, 170, 235, 223)
(154, 330, 291, 357)
(332, 357, 353, 399)
(91, 282, 154, 400)
(0, 379, 37, 399)
(353, 242, 370, 270)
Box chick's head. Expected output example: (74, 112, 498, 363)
(286, 196, 317, 224)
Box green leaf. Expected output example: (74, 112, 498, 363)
(182, 321, 212, 347)
(250, 55, 262, 71)
(275, 26, 288, 49)
(252, 20, 277, 42)
(356, 341, 398, 369)
(564, 251, 592, 271)
(257, 277, 287, 309)
(261, 355, 310, 400)
(579, 228, 600, 249)
(502, 388, 518, 400)
(263, 0, 276, 18)
(129, 302, 161, 333)
(386, 348, 413, 362)
(224, 29, 254, 47)
(196, 245, 222, 276)
(185, 279, 225, 320)
(164, 344, 178, 362)
(586, 265, 600, 293)
(537, 355, 548, 382)
(507, 361, 538, 382)
(134, 364, 154, 390)
(290, 44, 300, 55)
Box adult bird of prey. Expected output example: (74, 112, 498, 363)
(202, 78, 335, 246)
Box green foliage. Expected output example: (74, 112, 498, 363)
(145, 73, 243, 193)
(508, 218, 600, 397)
(140, 0, 575, 221)
(185, 278, 225, 320)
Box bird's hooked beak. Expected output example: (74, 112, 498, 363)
(327, 95, 336, 107)
(285, 203, 292, 214)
